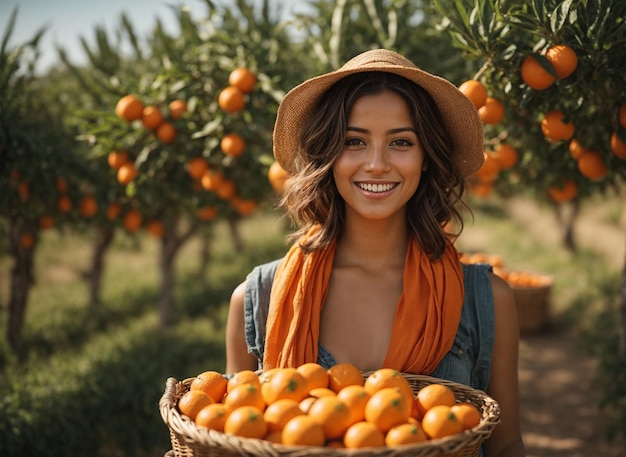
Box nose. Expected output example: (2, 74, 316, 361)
(364, 143, 391, 173)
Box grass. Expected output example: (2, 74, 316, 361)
(0, 194, 623, 456)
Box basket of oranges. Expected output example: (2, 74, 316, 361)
(159, 363, 501, 457)
(497, 270, 554, 333)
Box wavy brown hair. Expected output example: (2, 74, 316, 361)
(281, 71, 469, 260)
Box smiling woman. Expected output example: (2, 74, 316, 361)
(221, 48, 526, 456)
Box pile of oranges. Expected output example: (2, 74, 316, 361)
(459, 251, 552, 289)
(176, 363, 481, 449)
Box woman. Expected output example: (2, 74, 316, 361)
(226, 49, 525, 456)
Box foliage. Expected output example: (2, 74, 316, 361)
(433, 0, 626, 200)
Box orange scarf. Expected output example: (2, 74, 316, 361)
(263, 229, 464, 374)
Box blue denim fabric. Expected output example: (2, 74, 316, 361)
(243, 259, 495, 392)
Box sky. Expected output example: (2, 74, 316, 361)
(0, 0, 310, 74)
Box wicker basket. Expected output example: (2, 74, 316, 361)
(160, 373, 501, 457)
(511, 274, 554, 334)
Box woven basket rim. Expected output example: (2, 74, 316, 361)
(159, 372, 501, 457)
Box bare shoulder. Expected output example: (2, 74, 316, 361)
(488, 272, 518, 324)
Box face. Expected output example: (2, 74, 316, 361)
(332, 90, 425, 224)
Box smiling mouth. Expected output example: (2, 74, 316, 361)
(356, 182, 398, 193)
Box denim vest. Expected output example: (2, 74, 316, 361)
(243, 260, 495, 392)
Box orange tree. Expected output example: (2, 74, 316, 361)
(432, 0, 626, 441)
(0, 9, 99, 351)
(73, 1, 300, 328)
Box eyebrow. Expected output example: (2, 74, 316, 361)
(346, 126, 417, 134)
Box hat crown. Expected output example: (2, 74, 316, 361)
(341, 49, 416, 72)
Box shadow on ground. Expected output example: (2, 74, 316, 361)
(519, 324, 623, 457)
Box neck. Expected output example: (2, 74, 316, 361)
(335, 217, 409, 270)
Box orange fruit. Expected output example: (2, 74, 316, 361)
(458, 79, 488, 110)
(541, 110, 575, 142)
(298, 396, 317, 414)
(364, 387, 411, 432)
(146, 220, 164, 237)
(20, 232, 34, 249)
(336, 384, 371, 425)
(224, 405, 267, 439)
(168, 99, 188, 119)
(227, 369, 261, 393)
(421, 404, 464, 439)
(55, 177, 68, 193)
(79, 195, 98, 218)
(545, 44, 578, 79)
(385, 422, 428, 446)
(281, 415, 325, 446)
(228, 67, 257, 94)
(195, 403, 229, 431)
(414, 383, 456, 418)
(263, 398, 304, 432)
(200, 169, 224, 191)
(224, 383, 266, 412)
(265, 430, 283, 444)
(178, 390, 213, 421)
(268, 160, 289, 194)
(191, 370, 228, 403)
(343, 421, 385, 448)
(307, 395, 352, 440)
(308, 387, 336, 399)
(107, 150, 129, 169)
(231, 197, 257, 216)
(364, 369, 413, 405)
(327, 362, 364, 393)
(577, 150, 607, 180)
(520, 55, 555, 90)
(57, 195, 72, 213)
(17, 182, 29, 201)
(105, 202, 122, 220)
(39, 215, 54, 230)
(122, 209, 143, 232)
(196, 205, 218, 221)
(220, 133, 245, 157)
(156, 122, 176, 143)
(620, 104, 626, 129)
(117, 162, 138, 185)
(141, 105, 163, 130)
(115, 94, 143, 121)
(478, 97, 505, 125)
(569, 139, 586, 160)
(296, 363, 329, 392)
(547, 180, 577, 203)
(216, 179, 237, 200)
(451, 401, 481, 430)
(186, 157, 209, 180)
(492, 143, 518, 170)
(218, 86, 245, 113)
(610, 131, 626, 159)
(473, 151, 500, 182)
(261, 368, 309, 405)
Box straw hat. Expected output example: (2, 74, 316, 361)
(273, 48, 484, 177)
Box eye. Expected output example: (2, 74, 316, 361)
(344, 137, 365, 147)
(390, 138, 414, 147)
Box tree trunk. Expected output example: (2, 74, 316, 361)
(553, 200, 580, 252)
(227, 217, 244, 253)
(195, 226, 214, 287)
(158, 214, 199, 329)
(6, 219, 36, 352)
(87, 225, 115, 310)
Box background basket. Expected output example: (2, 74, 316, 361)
(510, 274, 554, 334)
(160, 373, 501, 457)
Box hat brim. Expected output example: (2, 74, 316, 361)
(272, 49, 484, 178)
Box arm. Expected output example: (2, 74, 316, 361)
(484, 273, 526, 457)
(225, 280, 259, 373)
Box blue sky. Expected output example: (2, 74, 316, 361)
(0, 0, 310, 73)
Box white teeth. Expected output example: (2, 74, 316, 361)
(357, 182, 396, 193)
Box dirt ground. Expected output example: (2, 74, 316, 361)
(469, 197, 626, 457)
